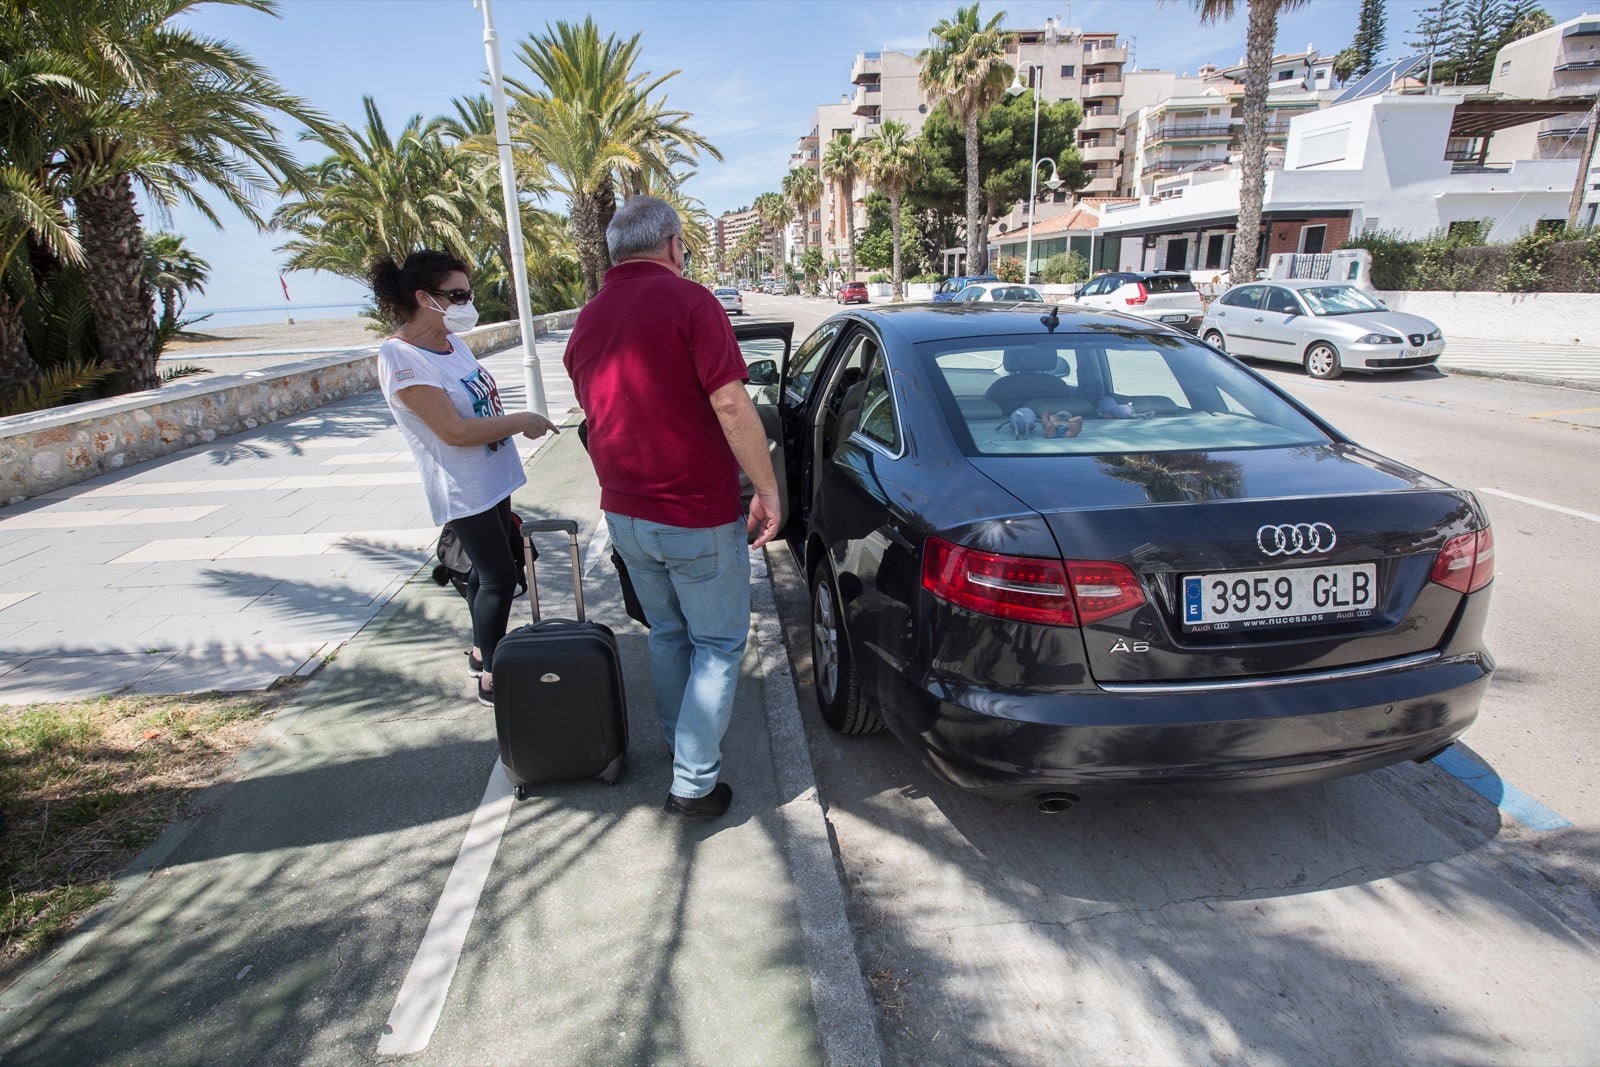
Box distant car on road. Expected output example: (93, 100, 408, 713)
(953, 282, 1045, 303)
(1071, 271, 1204, 333)
(713, 286, 744, 315)
(737, 304, 1493, 803)
(837, 281, 870, 305)
(931, 274, 1000, 302)
(1201, 280, 1445, 380)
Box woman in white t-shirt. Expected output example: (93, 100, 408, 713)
(371, 251, 558, 705)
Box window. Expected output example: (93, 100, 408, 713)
(918, 333, 1329, 457)
(1299, 224, 1326, 254)
(784, 321, 841, 404)
(1277, 70, 1294, 81)
(856, 353, 900, 451)
(1060, 65, 1075, 77)
(1262, 288, 1302, 315)
(958, 286, 986, 301)
(1219, 285, 1265, 309)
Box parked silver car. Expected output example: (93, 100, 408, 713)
(713, 286, 744, 314)
(952, 282, 1045, 303)
(1201, 280, 1444, 380)
(1071, 271, 1204, 332)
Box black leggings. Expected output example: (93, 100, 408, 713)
(448, 497, 520, 673)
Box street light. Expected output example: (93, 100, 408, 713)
(474, 0, 548, 418)
(1007, 66, 1064, 286)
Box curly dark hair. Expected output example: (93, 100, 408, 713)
(369, 250, 471, 325)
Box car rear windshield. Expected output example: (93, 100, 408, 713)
(918, 330, 1330, 456)
(1141, 274, 1194, 293)
(1299, 286, 1385, 315)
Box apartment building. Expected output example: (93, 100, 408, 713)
(1487, 14, 1600, 164)
(711, 207, 774, 277)
(1208, 47, 1336, 93)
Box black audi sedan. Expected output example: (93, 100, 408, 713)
(734, 305, 1494, 804)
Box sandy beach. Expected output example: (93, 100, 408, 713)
(157, 316, 386, 377)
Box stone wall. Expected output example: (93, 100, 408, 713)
(0, 312, 578, 507)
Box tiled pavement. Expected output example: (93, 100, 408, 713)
(0, 335, 579, 704)
(1439, 337, 1600, 388)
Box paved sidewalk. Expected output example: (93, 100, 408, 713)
(0, 421, 879, 1065)
(1434, 336, 1600, 389)
(0, 336, 579, 705)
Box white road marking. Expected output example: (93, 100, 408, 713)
(377, 759, 514, 1056)
(1477, 487, 1600, 525)
(582, 521, 609, 577)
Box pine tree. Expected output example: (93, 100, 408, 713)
(1351, 0, 1387, 79)
(1438, 0, 1507, 84)
(1408, 0, 1461, 85)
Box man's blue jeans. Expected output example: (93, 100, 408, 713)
(603, 514, 750, 799)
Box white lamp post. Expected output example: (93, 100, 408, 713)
(1007, 66, 1065, 286)
(474, 0, 548, 417)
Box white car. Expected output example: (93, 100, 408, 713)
(1200, 280, 1444, 380)
(953, 282, 1045, 303)
(713, 287, 744, 315)
(1071, 271, 1204, 332)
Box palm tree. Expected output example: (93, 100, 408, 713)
(753, 191, 794, 282)
(1191, 0, 1309, 282)
(863, 121, 922, 301)
(141, 232, 209, 334)
(783, 165, 823, 255)
(920, 3, 1014, 275)
(13, 0, 333, 393)
(275, 98, 480, 281)
(509, 18, 719, 300)
(822, 133, 867, 281)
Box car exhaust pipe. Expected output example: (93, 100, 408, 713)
(1034, 792, 1080, 814)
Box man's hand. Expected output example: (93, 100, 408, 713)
(747, 489, 781, 548)
(518, 412, 560, 440)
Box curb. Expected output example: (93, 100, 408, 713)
(1440, 365, 1600, 393)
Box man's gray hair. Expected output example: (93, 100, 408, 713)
(607, 195, 681, 262)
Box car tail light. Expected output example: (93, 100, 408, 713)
(1429, 527, 1495, 594)
(921, 537, 1146, 626)
(1125, 282, 1148, 306)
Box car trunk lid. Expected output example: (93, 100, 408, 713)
(968, 443, 1485, 683)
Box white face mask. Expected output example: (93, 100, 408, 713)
(425, 294, 480, 334)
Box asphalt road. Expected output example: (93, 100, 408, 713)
(742, 291, 1600, 1065)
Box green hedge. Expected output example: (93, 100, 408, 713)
(1343, 225, 1600, 292)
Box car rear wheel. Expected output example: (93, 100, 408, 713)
(1305, 341, 1343, 380)
(810, 564, 881, 735)
(1202, 329, 1228, 352)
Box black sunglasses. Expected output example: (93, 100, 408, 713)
(428, 288, 474, 306)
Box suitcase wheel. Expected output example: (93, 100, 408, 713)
(513, 784, 530, 801)
(597, 753, 625, 786)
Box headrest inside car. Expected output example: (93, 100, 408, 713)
(1002, 348, 1059, 374)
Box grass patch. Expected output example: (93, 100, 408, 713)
(0, 687, 297, 984)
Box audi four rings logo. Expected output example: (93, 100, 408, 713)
(1257, 522, 1337, 555)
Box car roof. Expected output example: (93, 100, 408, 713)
(833, 303, 1183, 345)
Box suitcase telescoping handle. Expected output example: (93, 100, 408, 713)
(521, 519, 585, 624)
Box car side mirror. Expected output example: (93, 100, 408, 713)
(747, 359, 780, 386)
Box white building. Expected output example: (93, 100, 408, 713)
(1096, 91, 1583, 275)
(1488, 14, 1600, 163)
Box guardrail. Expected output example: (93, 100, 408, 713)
(0, 310, 578, 507)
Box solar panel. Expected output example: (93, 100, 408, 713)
(1334, 55, 1428, 104)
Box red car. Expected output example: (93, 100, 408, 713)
(837, 281, 869, 305)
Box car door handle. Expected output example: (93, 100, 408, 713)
(1254, 316, 1264, 322)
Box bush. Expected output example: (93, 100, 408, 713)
(1341, 224, 1600, 293)
(909, 272, 944, 284)
(994, 255, 1024, 283)
(1342, 229, 1419, 290)
(1039, 251, 1089, 284)
(868, 273, 890, 284)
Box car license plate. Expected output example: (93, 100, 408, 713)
(1182, 563, 1377, 630)
(1402, 347, 1422, 358)
(1160, 313, 1189, 323)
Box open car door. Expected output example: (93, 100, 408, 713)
(732, 320, 795, 537)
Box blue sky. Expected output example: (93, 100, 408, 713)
(163, 0, 1600, 319)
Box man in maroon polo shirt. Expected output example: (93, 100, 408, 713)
(565, 195, 780, 820)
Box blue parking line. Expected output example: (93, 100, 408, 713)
(1431, 746, 1572, 831)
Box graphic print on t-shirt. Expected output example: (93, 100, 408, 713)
(460, 367, 510, 454)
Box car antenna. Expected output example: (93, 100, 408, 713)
(1040, 304, 1060, 333)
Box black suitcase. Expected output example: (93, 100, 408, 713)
(493, 519, 627, 798)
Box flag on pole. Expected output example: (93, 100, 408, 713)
(279, 274, 291, 302)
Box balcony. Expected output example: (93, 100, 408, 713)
(1082, 44, 1128, 64)
(1083, 72, 1123, 86)
(1079, 143, 1121, 163)
(852, 84, 881, 115)
(851, 51, 882, 84)
(1083, 175, 1120, 194)
(1146, 123, 1233, 145)
(1081, 106, 1122, 131)
(1144, 157, 1228, 177)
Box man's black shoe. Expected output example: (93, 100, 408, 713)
(663, 782, 732, 819)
